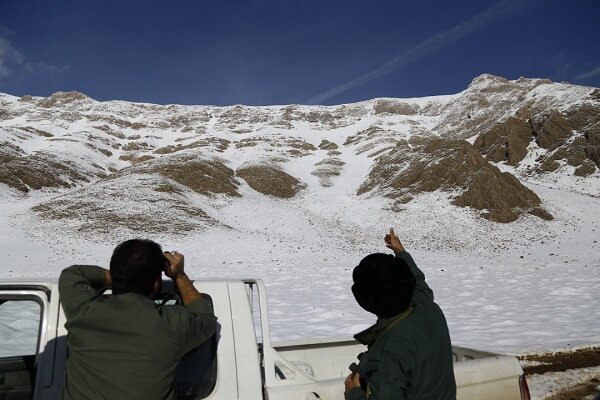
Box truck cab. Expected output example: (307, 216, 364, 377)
(0, 279, 530, 400)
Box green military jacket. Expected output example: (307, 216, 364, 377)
(59, 265, 217, 400)
(346, 251, 456, 400)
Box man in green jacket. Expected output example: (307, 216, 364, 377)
(59, 239, 217, 400)
(344, 229, 456, 400)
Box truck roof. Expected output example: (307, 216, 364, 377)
(0, 277, 260, 287)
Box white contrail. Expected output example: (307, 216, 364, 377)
(306, 0, 539, 104)
(0, 35, 25, 78)
(0, 28, 70, 80)
(576, 65, 600, 81)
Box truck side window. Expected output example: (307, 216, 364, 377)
(0, 299, 41, 357)
(0, 299, 42, 399)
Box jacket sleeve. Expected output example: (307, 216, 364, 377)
(344, 349, 410, 400)
(162, 296, 218, 354)
(395, 251, 434, 304)
(371, 349, 411, 400)
(58, 265, 107, 320)
(345, 387, 366, 400)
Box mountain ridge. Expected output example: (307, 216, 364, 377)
(1, 74, 598, 252)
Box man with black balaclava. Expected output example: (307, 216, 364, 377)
(344, 229, 456, 400)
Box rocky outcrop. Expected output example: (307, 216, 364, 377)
(133, 154, 241, 197)
(358, 137, 552, 222)
(318, 140, 339, 150)
(216, 105, 273, 131)
(280, 104, 368, 129)
(475, 102, 600, 176)
(32, 174, 217, 234)
(237, 165, 305, 198)
(38, 91, 91, 108)
(153, 138, 230, 155)
(0, 141, 92, 192)
(434, 74, 552, 139)
(312, 157, 344, 187)
(474, 117, 531, 165)
(344, 125, 401, 157)
(0, 74, 597, 235)
(373, 99, 420, 116)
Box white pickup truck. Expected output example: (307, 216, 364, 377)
(0, 278, 530, 400)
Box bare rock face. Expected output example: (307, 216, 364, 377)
(474, 117, 532, 165)
(564, 105, 600, 172)
(344, 125, 401, 157)
(434, 74, 552, 140)
(27, 152, 234, 236)
(358, 137, 552, 222)
(154, 138, 230, 155)
(32, 174, 217, 235)
(281, 104, 367, 129)
(318, 140, 339, 150)
(133, 154, 241, 197)
(217, 105, 272, 131)
(38, 91, 91, 108)
(532, 106, 599, 175)
(532, 111, 573, 150)
(237, 165, 305, 198)
(453, 168, 547, 223)
(474, 102, 600, 176)
(0, 141, 91, 192)
(373, 99, 420, 116)
(286, 139, 317, 156)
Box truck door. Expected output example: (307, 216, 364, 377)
(0, 288, 50, 399)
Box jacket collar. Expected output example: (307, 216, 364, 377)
(354, 305, 413, 346)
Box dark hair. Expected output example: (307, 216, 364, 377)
(351, 253, 416, 318)
(110, 239, 165, 296)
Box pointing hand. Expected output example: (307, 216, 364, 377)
(384, 228, 405, 255)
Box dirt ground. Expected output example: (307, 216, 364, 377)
(519, 347, 600, 399)
(546, 379, 600, 400)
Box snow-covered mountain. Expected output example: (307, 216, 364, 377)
(1, 74, 600, 357)
(1, 74, 598, 247)
(3, 75, 599, 397)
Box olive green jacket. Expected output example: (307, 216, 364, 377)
(59, 265, 217, 400)
(346, 251, 456, 400)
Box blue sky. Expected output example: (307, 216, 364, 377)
(0, 0, 598, 106)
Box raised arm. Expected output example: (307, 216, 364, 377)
(163, 251, 202, 305)
(162, 251, 217, 351)
(384, 228, 434, 303)
(58, 265, 111, 319)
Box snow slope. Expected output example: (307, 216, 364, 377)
(0, 75, 599, 359)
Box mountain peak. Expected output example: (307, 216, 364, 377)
(468, 74, 554, 91)
(38, 91, 93, 108)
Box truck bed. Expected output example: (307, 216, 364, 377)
(266, 338, 526, 400)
